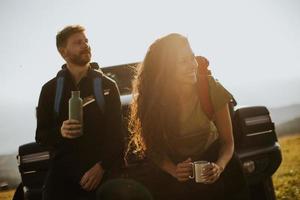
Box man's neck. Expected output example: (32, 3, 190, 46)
(66, 63, 90, 85)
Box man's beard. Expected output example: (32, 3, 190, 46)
(68, 50, 91, 66)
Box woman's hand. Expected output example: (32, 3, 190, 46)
(173, 158, 193, 182)
(202, 162, 224, 184)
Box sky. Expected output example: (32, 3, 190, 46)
(0, 0, 299, 153)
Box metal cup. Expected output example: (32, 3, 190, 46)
(189, 161, 210, 183)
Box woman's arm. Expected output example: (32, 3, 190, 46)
(160, 157, 177, 177)
(160, 157, 192, 182)
(214, 104, 234, 170)
(202, 104, 234, 184)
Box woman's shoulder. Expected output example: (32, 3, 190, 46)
(207, 75, 230, 94)
(207, 75, 232, 112)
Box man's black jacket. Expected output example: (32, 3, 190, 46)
(35, 67, 124, 173)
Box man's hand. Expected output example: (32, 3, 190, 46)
(80, 163, 104, 191)
(173, 158, 192, 182)
(60, 119, 82, 139)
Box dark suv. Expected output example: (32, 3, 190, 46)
(16, 62, 282, 200)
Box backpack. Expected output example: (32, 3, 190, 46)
(196, 56, 214, 119)
(53, 62, 106, 117)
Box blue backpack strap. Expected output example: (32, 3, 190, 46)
(54, 63, 105, 115)
(89, 63, 106, 113)
(93, 75, 105, 113)
(54, 69, 66, 117)
(54, 76, 105, 115)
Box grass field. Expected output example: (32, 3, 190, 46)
(1, 134, 299, 200)
(0, 189, 14, 200)
(272, 134, 300, 200)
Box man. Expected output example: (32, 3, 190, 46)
(36, 25, 124, 200)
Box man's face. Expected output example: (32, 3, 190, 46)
(62, 32, 91, 66)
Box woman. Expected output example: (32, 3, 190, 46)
(127, 33, 241, 200)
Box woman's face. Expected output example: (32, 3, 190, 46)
(175, 44, 198, 85)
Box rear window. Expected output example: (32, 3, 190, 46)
(101, 63, 138, 95)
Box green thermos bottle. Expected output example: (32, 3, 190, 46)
(69, 91, 83, 136)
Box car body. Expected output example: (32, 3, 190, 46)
(15, 62, 282, 200)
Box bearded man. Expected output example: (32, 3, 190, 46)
(35, 25, 124, 200)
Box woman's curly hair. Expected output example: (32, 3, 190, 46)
(126, 33, 190, 165)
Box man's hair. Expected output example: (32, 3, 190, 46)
(56, 25, 85, 49)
